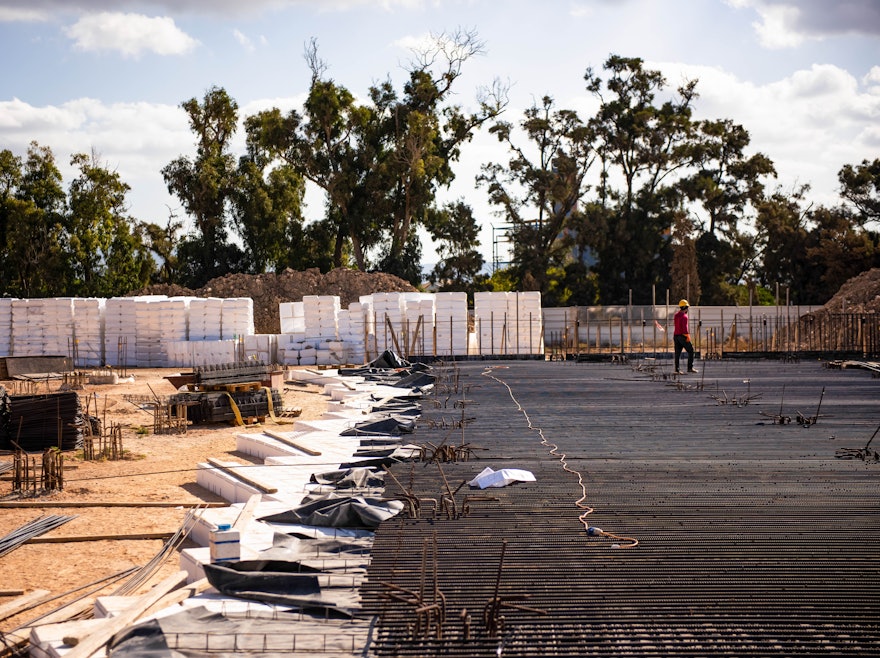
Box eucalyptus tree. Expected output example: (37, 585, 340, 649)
(838, 157, 880, 225)
(424, 200, 485, 292)
(0, 142, 68, 296)
(680, 119, 777, 303)
(162, 86, 243, 286)
(231, 136, 306, 274)
(246, 32, 506, 283)
(142, 212, 182, 285)
(754, 186, 812, 296)
(370, 29, 507, 282)
(803, 205, 877, 302)
(478, 95, 595, 298)
(584, 55, 698, 303)
(66, 150, 153, 296)
(244, 43, 373, 270)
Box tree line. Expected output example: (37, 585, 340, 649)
(1, 33, 878, 306)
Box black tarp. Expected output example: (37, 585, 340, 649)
(368, 350, 410, 369)
(108, 606, 373, 657)
(392, 371, 435, 389)
(258, 493, 403, 530)
(263, 531, 374, 557)
(201, 560, 355, 611)
(339, 416, 415, 436)
(310, 467, 385, 489)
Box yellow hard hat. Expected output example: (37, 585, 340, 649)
(678, 299, 689, 308)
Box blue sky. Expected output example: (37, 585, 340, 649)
(1, 0, 879, 270)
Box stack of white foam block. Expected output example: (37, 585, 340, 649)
(337, 301, 369, 364)
(372, 292, 403, 354)
(137, 297, 189, 367)
(510, 291, 543, 354)
(166, 339, 237, 367)
(400, 293, 434, 357)
(474, 291, 543, 355)
(0, 298, 12, 356)
(222, 298, 254, 339)
(474, 291, 510, 355)
(434, 291, 469, 357)
(276, 333, 302, 366)
(279, 302, 305, 336)
(10, 299, 43, 356)
(72, 297, 104, 367)
(104, 297, 138, 367)
(189, 298, 224, 341)
(302, 296, 339, 340)
(242, 334, 275, 364)
(40, 298, 76, 357)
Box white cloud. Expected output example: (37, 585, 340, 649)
(233, 28, 254, 52)
(0, 96, 191, 222)
(750, 2, 804, 48)
(863, 66, 880, 92)
(654, 61, 880, 205)
(729, 0, 880, 48)
(64, 12, 199, 58)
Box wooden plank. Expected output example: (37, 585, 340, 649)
(0, 501, 228, 509)
(26, 532, 174, 544)
(234, 493, 262, 530)
(61, 570, 188, 658)
(207, 458, 278, 494)
(0, 589, 50, 621)
(262, 430, 322, 456)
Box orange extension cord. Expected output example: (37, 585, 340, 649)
(482, 366, 639, 548)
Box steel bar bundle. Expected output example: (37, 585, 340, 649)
(0, 515, 77, 558)
(1, 392, 85, 451)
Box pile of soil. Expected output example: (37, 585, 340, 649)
(136, 268, 418, 334)
(819, 268, 880, 314)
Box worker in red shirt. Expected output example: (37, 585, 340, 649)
(673, 299, 697, 374)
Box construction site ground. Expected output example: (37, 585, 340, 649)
(0, 367, 329, 635)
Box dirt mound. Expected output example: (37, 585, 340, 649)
(820, 268, 880, 314)
(135, 268, 418, 334)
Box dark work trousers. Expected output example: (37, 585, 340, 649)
(674, 334, 694, 372)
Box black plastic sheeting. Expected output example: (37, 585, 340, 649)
(258, 492, 404, 530)
(369, 350, 411, 369)
(310, 467, 385, 489)
(202, 560, 354, 613)
(263, 532, 374, 558)
(340, 416, 415, 436)
(108, 606, 372, 657)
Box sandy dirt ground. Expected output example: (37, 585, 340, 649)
(0, 367, 329, 637)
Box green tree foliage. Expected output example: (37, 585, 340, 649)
(584, 55, 698, 303)
(67, 150, 153, 296)
(838, 157, 880, 225)
(669, 211, 701, 304)
(246, 32, 505, 285)
(231, 142, 306, 274)
(0, 143, 152, 297)
(754, 187, 811, 297)
(162, 86, 243, 286)
(424, 200, 485, 292)
(0, 142, 68, 296)
(680, 119, 776, 303)
(478, 95, 595, 296)
(142, 213, 182, 285)
(755, 186, 878, 304)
